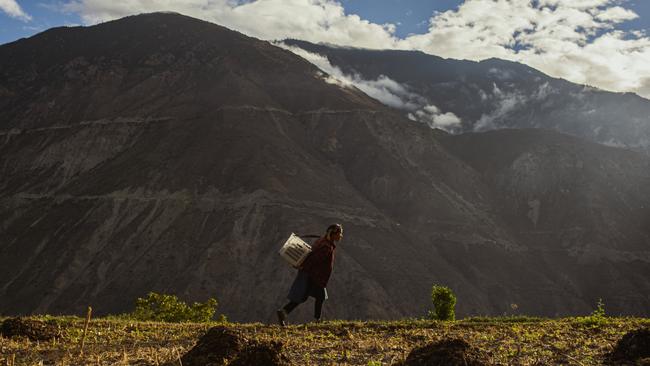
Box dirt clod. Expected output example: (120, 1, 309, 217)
(609, 328, 650, 364)
(0, 317, 60, 341)
(180, 326, 246, 366)
(180, 326, 290, 366)
(396, 338, 490, 366)
(230, 340, 290, 366)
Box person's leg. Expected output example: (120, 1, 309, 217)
(277, 301, 300, 326)
(314, 298, 324, 320)
(283, 301, 299, 314)
(279, 271, 310, 326)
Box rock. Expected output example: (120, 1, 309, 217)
(608, 328, 650, 364)
(0, 317, 60, 341)
(180, 326, 245, 366)
(396, 338, 490, 366)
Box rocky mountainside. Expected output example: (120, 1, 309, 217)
(284, 40, 650, 155)
(1, 13, 649, 321)
(437, 129, 650, 315)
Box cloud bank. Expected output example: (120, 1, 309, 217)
(402, 0, 650, 100)
(63, 0, 398, 49)
(60, 0, 650, 99)
(278, 43, 462, 131)
(0, 0, 31, 21)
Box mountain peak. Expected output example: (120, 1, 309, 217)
(0, 13, 383, 131)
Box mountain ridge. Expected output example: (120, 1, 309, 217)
(1, 13, 649, 321)
(284, 39, 650, 154)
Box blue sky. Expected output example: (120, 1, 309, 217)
(0, 1, 75, 44)
(340, 0, 463, 38)
(1, 0, 650, 99)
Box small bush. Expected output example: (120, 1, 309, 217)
(132, 292, 220, 323)
(592, 298, 606, 318)
(574, 298, 608, 327)
(429, 285, 456, 321)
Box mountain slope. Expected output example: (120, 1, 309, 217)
(284, 40, 650, 155)
(1, 13, 649, 321)
(437, 129, 650, 315)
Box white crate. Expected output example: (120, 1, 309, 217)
(279, 233, 312, 267)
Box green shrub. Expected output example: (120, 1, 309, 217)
(592, 298, 606, 318)
(132, 292, 220, 323)
(574, 298, 608, 327)
(429, 285, 456, 321)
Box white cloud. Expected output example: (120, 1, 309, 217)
(0, 0, 32, 21)
(474, 83, 527, 131)
(353, 75, 421, 110)
(60, 0, 650, 99)
(62, 0, 400, 49)
(397, 0, 650, 99)
(278, 42, 462, 131)
(408, 105, 462, 130)
(595, 6, 638, 23)
(474, 81, 558, 131)
(277, 43, 406, 106)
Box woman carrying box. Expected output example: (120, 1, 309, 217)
(277, 223, 343, 326)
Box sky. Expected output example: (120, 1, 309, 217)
(1, 0, 650, 99)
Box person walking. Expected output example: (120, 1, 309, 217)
(277, 223, 343, 326)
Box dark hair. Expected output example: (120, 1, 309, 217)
(325, 224, 342, 239)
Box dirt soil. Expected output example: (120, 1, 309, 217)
(0, 318, 60, 341)
(180, 326, 289, 366)
(180, 326, 245, 366)
(608, 327, 650, 365)
(229, 340, 289, 366)
(396, 338, 490, 366)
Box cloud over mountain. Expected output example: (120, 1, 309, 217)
(404, 0, 650, 100)
(59, 0, 650, 100)
(278, 42, 462, 131)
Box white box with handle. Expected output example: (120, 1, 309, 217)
(279, 233, 312, 267)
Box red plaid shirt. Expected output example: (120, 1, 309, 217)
(300, 237, 336, 288)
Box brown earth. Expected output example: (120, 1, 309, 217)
(180, 326, 245, 365)
(229, 340, 289, 366)
(0, 317, 60, 341)
(608, 328, 650, 365)
(396, 338, 490, 366)
(180, 325, 289, 366)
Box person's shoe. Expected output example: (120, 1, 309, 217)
(276, 309, 287, 326)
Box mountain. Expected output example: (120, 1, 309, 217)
(1, 13, 649, 321)
(283, 40, 650, 155)
(437, 129, 650, 315)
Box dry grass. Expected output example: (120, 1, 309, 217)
(1, 316, 648, 365)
